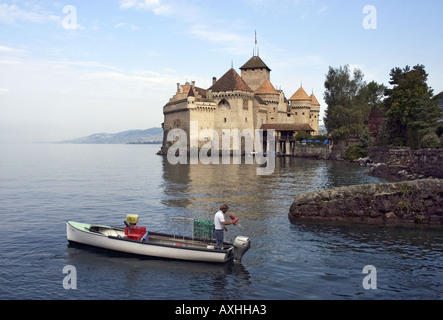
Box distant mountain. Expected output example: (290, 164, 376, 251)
(59, 128, 163, 144)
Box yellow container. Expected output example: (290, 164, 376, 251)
(126, 214, 139, 224)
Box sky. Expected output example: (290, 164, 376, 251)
(0, 0, 442, 143)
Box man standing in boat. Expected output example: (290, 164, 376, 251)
(214, 204, 237, 249)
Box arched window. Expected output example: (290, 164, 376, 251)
(218, 99, 230, 108)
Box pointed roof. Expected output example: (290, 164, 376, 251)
(289, 87, 311, 101)
(255, 80, 279, 95)
(310, 93, 320, 106)
(240, 55, 271, 71)
(187, 86, 195, 97)
(209, 68, 253, 93)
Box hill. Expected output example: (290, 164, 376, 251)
(59, 128, 163, 144)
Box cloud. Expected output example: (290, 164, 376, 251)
(187, 24, 252, 56)
(0, 3, 61, 24)
(189, 24, 244, 43)
(119, 0, 252, 56)
(0, 3, 86, 30)
(119, 0, 173, 16)
(0, 54, 183, 142)
(0, 45, 27, 53)
(318, 6, 328, 14)
(0, 46, 28, 66)
(114, 22, 139, 30)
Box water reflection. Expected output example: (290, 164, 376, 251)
(66, 243, 251, 299)
(3, 143, 440, 300)
(286, 220, 443, 299)
(158, 155, 392, 266)
(154, 153, 442, 299)
(159, 155, 387, 230)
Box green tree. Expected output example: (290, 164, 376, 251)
(324, 65, 381, 142)
(432, 91, 443, 140)
(384, 65, 440, 149)
(295, 131, 311, 141)
(367, 81, 387, 137)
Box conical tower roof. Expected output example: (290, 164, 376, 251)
(289, 87, 311, 101)
(209, 68, 253, 93)
(310, 93, 320, 106)
(255, 80, 279, 95)
(187, 86, 195, 97)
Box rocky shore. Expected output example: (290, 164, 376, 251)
(363, 147, 443, 181)
(289, 179, 443, 225)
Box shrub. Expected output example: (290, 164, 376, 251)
(295, 131, 311, 141)
(420, 133, 439, 149)
(345, 145, 368, 160)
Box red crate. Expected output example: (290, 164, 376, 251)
(125, 226, 147, 241)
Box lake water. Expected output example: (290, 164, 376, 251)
(0, 143, 441, 300)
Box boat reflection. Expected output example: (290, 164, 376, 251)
(66, 242, 251, 299)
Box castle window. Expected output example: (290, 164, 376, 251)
(224, 118, 227, 123)
(219, 99, 230, 108)
(245, 118, 248, 122)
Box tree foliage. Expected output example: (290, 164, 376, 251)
(324, 63, 441, 150)
(323, 65, 385, 142)
(295, 130, 311, 142)
(383, 65, 440, 149)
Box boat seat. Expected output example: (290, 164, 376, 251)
(86, 227, 101, 234)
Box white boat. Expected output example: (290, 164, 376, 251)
(66, 220, 251, 264)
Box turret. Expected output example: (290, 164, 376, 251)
(239, 56, 271, 91)
(289, 87, 312, 125)
(309, 93, 321, 135)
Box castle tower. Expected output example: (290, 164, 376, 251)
(239, 56, 271, 91)
(309, 93, 321, 135)
(289, 87, 312, 127)
(254, 80, 280, 124)
(209, 68, 255, 151)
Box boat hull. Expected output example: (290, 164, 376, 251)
(66, 221, 234, 263)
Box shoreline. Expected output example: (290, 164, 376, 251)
(289, 178, 443, 225)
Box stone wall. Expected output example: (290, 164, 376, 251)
(289, 179, 443, 225)
(292, 144, 331, 159)
(368, 147, 443, 180)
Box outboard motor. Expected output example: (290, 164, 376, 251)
(233, 236, 251, 263)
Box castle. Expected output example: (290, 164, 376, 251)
(161, 54, 320, 155)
